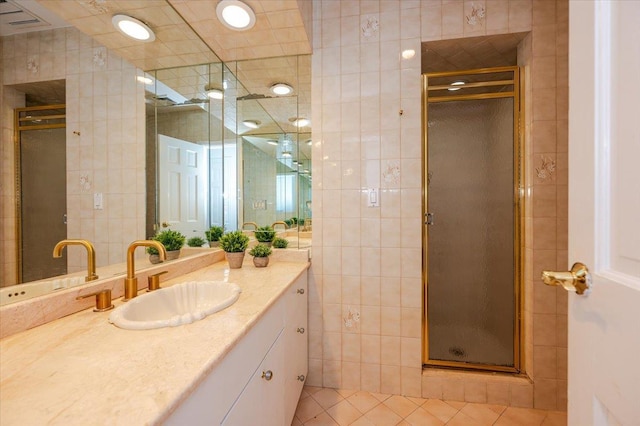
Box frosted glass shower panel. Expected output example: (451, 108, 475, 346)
(427, 98, 515, 367)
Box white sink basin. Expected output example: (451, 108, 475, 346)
(109, 281, 241, 330)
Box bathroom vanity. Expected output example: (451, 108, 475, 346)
(0, 255, 309, 425)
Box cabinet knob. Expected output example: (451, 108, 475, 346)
(297, 327, 305, 334)
(297, 375, 306, 382)
(296, 288, 305, 294)
(262, 370, 273, 381)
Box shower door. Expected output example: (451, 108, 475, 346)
(423, 67, 521, 372)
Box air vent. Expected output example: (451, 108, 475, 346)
(0, 0, 51, 35)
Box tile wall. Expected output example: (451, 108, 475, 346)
(1, 27, 147, 286)
(310, 0, 568, 411)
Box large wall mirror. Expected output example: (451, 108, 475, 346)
(146, 54, 311, 247)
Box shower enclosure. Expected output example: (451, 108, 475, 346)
(15, 105, 67, 283)
(422, 67, 522, 372)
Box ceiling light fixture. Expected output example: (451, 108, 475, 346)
(136, 75, 153, 85)
(401, 49, 416, 59)
(448, 81, 466, 91)
(205, 84, 224, 99)
(271, 83, 293, 96)
(306, 139, 313, 146)
(290, 117, 310, 128)
(216, 0, 256, 31)
(112, 14, 155, 42)
(242, 120, 260, 129)
(282, 151, 292, 158)
(267, 140, 279, 146)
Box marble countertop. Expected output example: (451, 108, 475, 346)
(0, 258, 309, 425)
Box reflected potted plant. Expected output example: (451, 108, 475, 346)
(147, 229, 186, 264)
(249, 243, 272, 268)
(272, 237, 289, 249)
(187, 236, 206, 247)
(205, 225, 224, 248)
(255, 225, 276, 246)
(219, 230, 250, 269)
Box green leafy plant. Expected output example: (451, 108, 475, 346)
(205, 225, 224, 242)
(147, 229, 186, 254)
(219, 230, 250, 253)
(255, 225, 276, 243)
(272, 237, 289, 249)
(187, 236, 206, 247)
(249, 243, 272, 258)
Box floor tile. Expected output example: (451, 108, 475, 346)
(446, 411, 484, 426)
(494, 407, 547, 426)
(383, 395, 419, 418)
(313, 388, 345, 410)
(363, 403, 403, 426)
(347, 391, 382, 414)
(404, 407, 445, 426)
(421, 399, 459, 423)
(296, 395, 326, 423)
(294, 387, 566, 426)
(304, 411, 340, 426)
(326, 400, 363, 426)
(460, 402, 505, 425)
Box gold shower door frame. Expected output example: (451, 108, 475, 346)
(14, 104, 67, 284)
(421, 67, 523, 373)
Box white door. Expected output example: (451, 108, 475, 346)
(158, 135, 208, 238)
(568, 1, 640, 424)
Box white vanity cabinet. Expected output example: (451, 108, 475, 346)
(284, 273, 308, 423)
(165, 271, 308, 426)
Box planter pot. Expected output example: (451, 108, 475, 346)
(166, 250, 180, 261)
(226, 251, 245, 269)
(253, 256, 269, 268)
(208, 241, 220, 248)
(149, 250, 180, 264)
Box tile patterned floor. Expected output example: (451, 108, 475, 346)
(292, 387, 567, 426)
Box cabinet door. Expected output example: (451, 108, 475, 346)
(284, 273, 308, 423)
(222, 330, 285, 426)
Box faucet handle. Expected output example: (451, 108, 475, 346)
(148, 271, 168, 291)
(76, 289, 114, 312)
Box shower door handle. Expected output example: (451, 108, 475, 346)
(425, 212, 434, 225)
(541, 262, 592, 295)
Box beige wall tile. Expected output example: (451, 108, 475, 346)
(533, 378, 557, 410)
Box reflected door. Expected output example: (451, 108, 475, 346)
(423, 68, 521, 372)
(158, 135, 208, 238)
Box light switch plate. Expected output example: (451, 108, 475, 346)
(94, 192, 103, 210)
(367, 188, 379, 207)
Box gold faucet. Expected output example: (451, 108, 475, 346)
(52, 239, 98, 282)
(124, 240, 166, 301)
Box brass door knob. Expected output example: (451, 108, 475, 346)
(541, 262, 592, 295)
(262, 370, 273, 381)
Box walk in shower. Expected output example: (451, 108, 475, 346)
(422, 67, 522, 372)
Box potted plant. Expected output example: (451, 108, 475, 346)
(272, 237, 289, 249)
(219, 230, 250, 269)
(255, 225, 276, 246)
(249, 243, 272, 268)
(147, 229, 186, 263)
(205, 225, 224, 248)
(187, 236, 206, 247)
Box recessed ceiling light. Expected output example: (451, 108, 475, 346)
(282, 151, 292, 158)
(306, 139, 313, 146)
(205, 85, 224, 99)
(290, 117, 310, 127)
(136, 75, 153, 85)
(216, 0, 256, 31)
(448, 81, 466, 91)
(242, 120, 260, 129)
(267, 140, 278, 146)
(401, 49, 416, 59)
(271, 83, 293, 96)
(112, 14, 155, 42)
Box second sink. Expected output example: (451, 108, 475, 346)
(109, 281, 242, 330)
